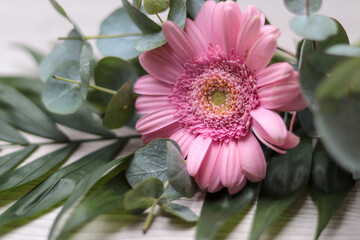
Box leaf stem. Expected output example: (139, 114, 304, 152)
(58, 33, 142, 40)
(52, 75, 117, 95)
(155, 13, 164, 23)
(143, 200, 158, 233)
(276, 46, 296, 58)
(163, 180, 169, 190)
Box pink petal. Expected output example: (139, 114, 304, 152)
(139, 49, 183, 85)
(134, 75, 172, 96)
(194, 0, 217, 40)
(239, 132, 266, 182)
(163, 21, 200, 62)
(252, 127, 287, 154)
(275, 93, 308, 112)
(260, 25, 281, 39)
(236, 15, 262, 58)
(185, 19, 208, 54)
(247, 34, 277, 73)
(222, 1, 242, 54)
(169, 129, 196, 158)
(135, 95, 172, 114)
(278, 131, 300, 149)
(220, 140, 245, 190)
(250, 107, 287, 146)
(211, 2, 225, 48)
(228, 176, 246, 194)
(241, 5, 265, 25)
(142, 122, 181, 144)
(193, 141, 222, 192)
(256, 62, 294, 88)
(136, 108, 179, 135)
(187, 135, 212, 176)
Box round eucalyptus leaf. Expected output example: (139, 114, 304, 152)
(326, 44, 360, 57)
(284, 0, 322, 15)
(290, 15, 337, 41)
(144, 0, 169, 15)
(42, 60, 83, 115)
(97, 8, 142, 60)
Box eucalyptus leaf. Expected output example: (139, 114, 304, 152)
(166, 141, 196, 198)
(103, 82, 136, 129)
(284, 0, 322, 15)
(310, 142, 355, 239)
(124, 177, 164, 214)
(0, 140, 127, 227)
(315, 58, 360, 174)
(39, 30, 83, 81)
(0, 145, 38, 176)
(52, 172, 130, 239)
(196, 184, 257, 240)
(326, 44, 360, 57)
(186, 0, 205, 19)
(79, 44, 91, 100)
(0, 144, 78, 192)
(261, 127, 312, 197)
(121, 0, 161, 34)
(144, 0, 169, 15)
(42, 60, 83, 114)
(168, 0, 187, 29)
(0, 83, 68, 141)
(297, 108, 318, 138)
(97, 8, 142, 60)
(126, 138, 181, 196)
(290, 15, 337, 41)
(249, 191, 301, 240)
(0, 118, 28, 144)
(49, 154, 133, 240)
(160, 202, 198, 222)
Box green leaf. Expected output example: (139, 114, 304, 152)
(315, 58, 360, 175)
(122, 0, 161, 34)
(49, 0, 83, 37)
(52, 172, 130, 239)
(91, 56, 138, 109)
(0, 83, 68, 141)
(0, 144, 78, 192)
(124, 177, 164, 214)
(39, 30, 83, 81)
(135, 0, 186, 52)
(97, 8, 142, 60)
(166, 141, 197, 198)
(0, 118, 28, 144)
(13, 44, 44, 65)
(261, 127, 313, 197)
(0, 140, 127, 227)
(299, 53, 347, 109)
(290, 15, 337, 41)
(326, 44, 360, 57)
(0, 145, 38, 176)
(144, 0, 169, 15)
(249, 191, 301, 240)
(196, 184, 257, 240)
(186, 0, 205, 20)
(49, 154, 133, 240)
(134, 0, 142, 8)
(297, 108, 318, 137)
(42, 60, 83, 114)
(160, 202, 198, 222)
(79, 44, 91, 100)
(310, 142, 355, 239)
(284, 0, 322, 15)
(126, 139, 181, 196)
(103, 82, 136, 129)
(0, 76, 43, 97)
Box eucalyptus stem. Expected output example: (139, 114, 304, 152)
(52, 75, 117, 95)
(143, 200, 158, 233)
(58, 33, 142, 40)
(155, 13, 164, 23)
(163, 180, 169, 190)
(276, 46, 296, 58)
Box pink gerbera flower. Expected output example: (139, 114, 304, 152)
(134, 1, 307, 194)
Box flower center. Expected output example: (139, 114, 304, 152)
(169, 47, 259, 142)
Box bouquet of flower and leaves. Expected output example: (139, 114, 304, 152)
(0, 0, 359, 239)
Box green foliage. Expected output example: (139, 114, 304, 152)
(144, 0, 169, 15)
(297, 108, 318, 137)
(196, 184, 257, 240)
(160, 202, 198, 222)
(0, 145, 38, 176)
(0, 118, 28, 144)
(79, 44, 91, 100)
(284, 0, 322, 15)
(186, 0, 205, 19)
(310, 142, 355, 239)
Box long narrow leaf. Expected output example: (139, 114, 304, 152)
(0, 140, 127, 227)
(0, 144, 78, 192)
(0, 145, 38, 176)
(0, 118, 28, 144)
(49, 154, 133, 240)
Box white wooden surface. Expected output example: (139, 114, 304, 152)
(1, 1, 360, 239)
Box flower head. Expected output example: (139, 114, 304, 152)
(135, 1, 307, 194)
